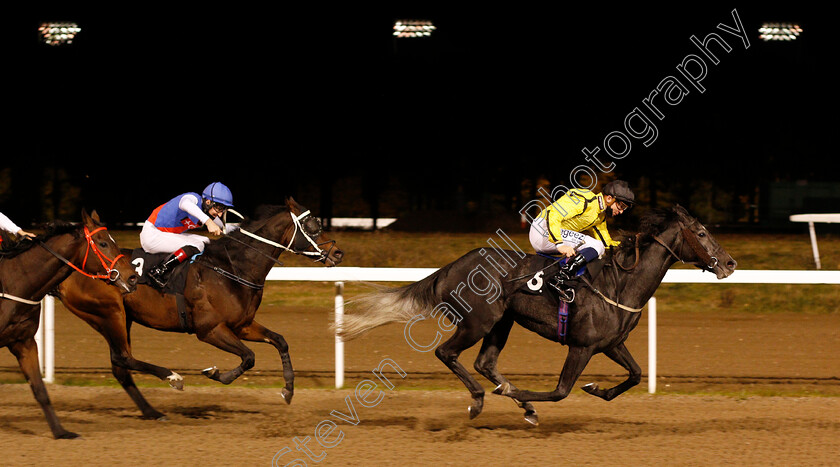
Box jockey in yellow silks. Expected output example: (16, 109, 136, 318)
(528, 180, 635, 300)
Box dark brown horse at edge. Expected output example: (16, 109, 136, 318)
(0, 210, 137, 439)
(57, 197, 344, 420)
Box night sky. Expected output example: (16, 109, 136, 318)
(4, 4, 834, 225)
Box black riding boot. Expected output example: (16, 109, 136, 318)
(147, 248, 189, 288)
(548, 253, 589, 302)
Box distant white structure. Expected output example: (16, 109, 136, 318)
(327, 218, 397, 230)
(789, 213, 840, 269)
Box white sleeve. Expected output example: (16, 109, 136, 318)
(0, 212, 22, 234)
(209, 218, 240, 234)
(223, 222, 240, 234)
(178, 194, 211, 226)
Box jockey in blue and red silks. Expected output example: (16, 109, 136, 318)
(140, 182, 237, 287)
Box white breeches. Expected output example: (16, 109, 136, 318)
(529, 216, 605, 257)
(140, 221, 209, 254)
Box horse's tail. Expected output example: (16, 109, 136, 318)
(335, 268, 445, 341)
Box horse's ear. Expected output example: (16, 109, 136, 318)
(285, 196, 302, 212)
(81, 209, 101, 226)
(672, 204, 693, 221)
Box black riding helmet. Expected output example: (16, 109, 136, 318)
(603, 180, 635, 207)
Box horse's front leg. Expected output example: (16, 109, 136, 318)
(110, 320, 171, 420)
(238, 320, 295, 404)
(494, 345, 594, 402)
(580, 343, 642, 401)
(197, 323, 255, 385)
(62, 292, 184, 393)
(9, 337, 80, 439)
(102, 312, 185, 390)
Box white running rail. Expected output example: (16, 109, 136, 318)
(37, 268, 840, 391)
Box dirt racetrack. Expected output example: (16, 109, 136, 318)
(1, 295, 839, 466)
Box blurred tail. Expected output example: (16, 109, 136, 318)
(334, 270, 442, 341)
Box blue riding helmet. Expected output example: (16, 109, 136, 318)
(202, 182, 234, 207)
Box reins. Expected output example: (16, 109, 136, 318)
(578, 275, 645, 312)
(589, 223, 718, 313)
(513, 222, 718, 314)
(192, 260, 265, 290)
(192, 207, 335, 289)
(615, 233, 642, 271)
(0, 292, 41, 305)
(226, 208, 334, 262)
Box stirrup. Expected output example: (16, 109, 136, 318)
(548, 280, 576, 303)
(147, 267, 168, 288)
(556, 287, 575, 303)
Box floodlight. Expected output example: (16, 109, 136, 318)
(38, 22, 81, 46)
(759, 22, 802, 41)
(393, 20, 436, 38)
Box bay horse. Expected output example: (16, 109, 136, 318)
(337, 205, 736, 425)
(0, 210, 137, 439)
(56, 197, 343, 420)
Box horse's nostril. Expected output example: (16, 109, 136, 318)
(727, 260, 737, 269)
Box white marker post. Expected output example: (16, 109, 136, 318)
(648, 297, 657, 394)
(334, 282, 345, 389)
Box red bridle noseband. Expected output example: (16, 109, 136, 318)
(39, 226, 125, 282)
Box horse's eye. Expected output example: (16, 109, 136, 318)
(100, 241, 109, 247)
(698, 232, 706, 238)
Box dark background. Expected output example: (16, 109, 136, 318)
(3, 3, 835, 231)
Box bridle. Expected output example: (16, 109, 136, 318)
(190, 208, 337, 290)
(651, 221, 719, 272)
(579, 220, 718, 313)
(226, 208, 336, 263)
(38, 226, 125, 282)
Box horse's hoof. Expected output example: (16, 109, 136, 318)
(56, 431, 81, 440)
(467, 397, 484, 420)
(581, 382, 599, 395)
(141, 410, 167, 421)
(492, 382, 511, 396)
(524, 411, 539, 426)
(167, 372, 184, 391)
(280, 388, 294, 405)
(202, 366, 220, 380)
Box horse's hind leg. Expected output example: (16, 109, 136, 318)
(473, 315, 539, 425)
(238, 320, 295, 404)
(435, 326, 491, 420)
(197, 323, 255, 385)
(9, 338, 80, 439)
(580, 343, 641, 401)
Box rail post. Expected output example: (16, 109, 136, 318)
(648, 296, 657, 394)
(334, 281, 345, 389)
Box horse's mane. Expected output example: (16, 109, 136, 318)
(0, 220, 79, 258)
(204, 200, 300, 258)
(614, 205, 690, 257)
(241, 204, 291, 231)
